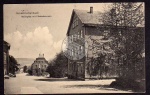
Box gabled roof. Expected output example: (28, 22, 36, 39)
(67, 9, 144, 35)
(74, 9, 103, 25)
(4, 40, 10, 50)
(67, 9, 103, 35)
(4, 40, 10, 46)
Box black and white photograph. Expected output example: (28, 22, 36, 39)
(4, 3, 145, 94)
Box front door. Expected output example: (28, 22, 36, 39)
(76, 64, 78, 78)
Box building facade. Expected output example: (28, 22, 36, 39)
(3, 41, 10, 78)
(67, 7, 144, 80)
(31, 54, 48, 76)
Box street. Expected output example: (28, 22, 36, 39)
(4, 73, 133, 94)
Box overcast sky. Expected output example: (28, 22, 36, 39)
(4, 3, 112, 60)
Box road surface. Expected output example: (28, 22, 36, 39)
(4, 73, 133, 94)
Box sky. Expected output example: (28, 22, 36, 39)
(4, 3, 112, 60)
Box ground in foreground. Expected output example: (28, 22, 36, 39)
(4, 73, 133, 94)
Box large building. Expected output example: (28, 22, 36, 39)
(66, 7, 144, 80)
(31, 54, 48, 76)
(3, 41, 10, 78)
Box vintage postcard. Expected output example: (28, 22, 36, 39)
(4, 3, 145, 94)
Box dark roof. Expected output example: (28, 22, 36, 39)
(3, 40, 10, 50)
(4, 40, 10, 46)
(36, 57, 48, 62)
(66, 9, 103, 35)
(74, 9, 103, 25)
(67, 9, 144, 35)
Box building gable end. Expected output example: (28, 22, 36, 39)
(67, 10, 83, 36)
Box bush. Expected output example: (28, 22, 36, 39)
(110, 78, 145, 92)
(28, 69, 32, 75)
(46, 51, 68, 78)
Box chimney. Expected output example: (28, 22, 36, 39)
(90, 7, 93, 13)
(43, 54, 44, 57)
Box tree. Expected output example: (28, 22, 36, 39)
(9, 55, 19, 75)
(27, 66, 32, 75)
(108, 2, 144, 79)
(102, 3, 145, 91)
(23, 65, 27, 73)
(86, 34, 114, 78)
(102, 3, 144, 27)
(46, 51, 68, 78)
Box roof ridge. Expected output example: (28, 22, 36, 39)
(73, 9, 103, 25)
(74, 9, 103, 13)
(73, 9, 84, 23)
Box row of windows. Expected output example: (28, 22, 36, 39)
(35, 61, 45, 63)
(69, 46, 84, 57)
(70, 29, 112, 41)
(35, 65, 47, 68)
(103, 30, 110, 36)
(103, 30, 123, 36)
(72, 63, 83, 73)
(72, 17, 78, 28)
(70, 30, 83, 42)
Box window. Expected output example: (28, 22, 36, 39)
(73, 34, 77, 41)
(72, 35, 74, 42)
(78, 32, 80, 39)
(79, 46, 81, 52)
(72, 64, 74, 71)
(119, 30, 122, 36)
(81, 64, 83, 73)
(69, 51, 71, 57)
(74, 48, 77, 57)
(80, 30, 83, 38)
(74, 64, 76, 71)
(76, 18, 78, 26)
(45, 65, 47, 68)
(70, 35, 72, 42)
(103, 30, 110, 36)
(103, 30, 110, 39)
(70, 49, 72, 56)
(78, 46, 80, 55)
(73, 23, 74, 28)
(73, 35, 75, 41)
(80, 46, 83, 51)
(72, 49, 74, 56)
(41, 69, 44, 73)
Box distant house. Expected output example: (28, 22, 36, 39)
(3, 41, 10, 78)
(4, 41, 20, 77)
(66, 7, 144, 80)
(31, 54, 48, 76)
